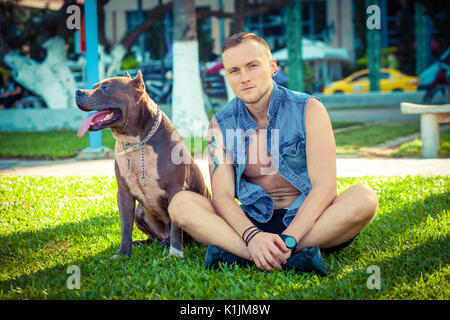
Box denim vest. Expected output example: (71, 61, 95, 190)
(213, 81, 315, 227)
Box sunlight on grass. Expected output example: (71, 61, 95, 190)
(0, 175, 448, 299)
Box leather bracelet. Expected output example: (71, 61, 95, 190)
(245, 230, 262, 246)
(241, 225, 259, 242)
(245, 228, 260, 243)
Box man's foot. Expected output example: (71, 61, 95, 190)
(204, 245, 250, 269)
(284, 246, 328, 277)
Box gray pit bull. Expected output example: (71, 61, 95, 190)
(75, 71, 210, 258)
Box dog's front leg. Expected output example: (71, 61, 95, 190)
(114, 188, 136, 258)
(168, 222, 184, 258)
(114, 161, 136, 258)
(115, 188, 136, 257)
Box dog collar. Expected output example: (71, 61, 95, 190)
(117, 108, 162, 157)
(117, 108, 162, 187)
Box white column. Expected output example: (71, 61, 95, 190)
(421, 114, 439, 158)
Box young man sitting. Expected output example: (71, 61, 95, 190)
(168, 33, 378, 276)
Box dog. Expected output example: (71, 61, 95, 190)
(75, 71, 210, 258)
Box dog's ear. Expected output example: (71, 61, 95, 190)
(131, 70, 145, 90)
(123, 71, 131, 78)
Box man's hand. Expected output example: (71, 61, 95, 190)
(247, 232, 291, 271)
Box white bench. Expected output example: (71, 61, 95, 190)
(400, 102, 450, 158)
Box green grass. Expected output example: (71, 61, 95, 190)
(1, 122, 417, 160)
(0, 175, 448, 299)
(392, 129, 450, 158)
(0, 130, 207, 160)
(335, 122, 420, 154)
(331, 121, 364, 130)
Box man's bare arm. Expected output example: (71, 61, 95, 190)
(282, 98, 337, 244)
(207, 117, 289, 270)
(207, 117, 254, 236)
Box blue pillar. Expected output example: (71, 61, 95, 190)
(85, 0, 102, 149)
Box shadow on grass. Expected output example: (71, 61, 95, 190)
(0, 189, 448, 299)
(318, 191, 448, 298)
(0, 212, 120, 254)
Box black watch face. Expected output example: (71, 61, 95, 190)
(285, 236, 296, 249)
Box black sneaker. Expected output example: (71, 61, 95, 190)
(284, 245, 328, 277)
(204, 245, 250, 269)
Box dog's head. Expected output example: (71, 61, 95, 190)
(76, 71, 152, 137)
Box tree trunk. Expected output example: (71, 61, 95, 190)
(172, 0, 209, 137)
(3, 37, 77, 109)
(233, 0, 245, 33)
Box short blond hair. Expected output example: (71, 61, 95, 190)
(222, 32, 272, 57)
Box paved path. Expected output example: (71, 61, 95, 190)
(1, 157, 449, 190)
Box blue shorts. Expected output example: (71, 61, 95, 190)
(245, 208, 358, 254)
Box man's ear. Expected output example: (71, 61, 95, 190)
(131, 70, 145, 90)
(123, 71, 131, 78)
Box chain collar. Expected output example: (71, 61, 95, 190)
(118, 107, 162, 187)
(117, 108, 162, 156)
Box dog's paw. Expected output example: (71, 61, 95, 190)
(112, 250, 131, 259)
(132, 239, 154, 247)
(161, 237, 170, 248)
(168, 246, 184, 258)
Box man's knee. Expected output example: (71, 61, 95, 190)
(168, 191, 195, 227)
(351, 184, 378, 223)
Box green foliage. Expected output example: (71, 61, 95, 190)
(356, 47, 400, 69)
(121, 55, 140, 70)
(0, 175, 448, 299)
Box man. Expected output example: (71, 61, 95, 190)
(168, 33, 378, 275)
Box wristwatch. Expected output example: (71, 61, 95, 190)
(279, 234, 297, 250)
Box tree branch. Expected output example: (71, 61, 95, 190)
(120, 2, 173, 50)
(38, 0, 79, 44)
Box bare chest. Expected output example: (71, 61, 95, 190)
(244, 129, 278, 177)
(243, 129, 300, 208)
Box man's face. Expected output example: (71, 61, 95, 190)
(222, 40, 276, 105)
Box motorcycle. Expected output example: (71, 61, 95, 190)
(145, 71, 173, 105)
(423, 61, 450, 103)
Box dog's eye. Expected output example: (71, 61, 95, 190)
(100, 84, 109, 95)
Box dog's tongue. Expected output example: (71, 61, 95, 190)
(77, 111, 109, 137)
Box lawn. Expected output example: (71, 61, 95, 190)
(0, 121, 426, 160)
(0, 129, 207, 160)
(334, 122, 421, 154)
(393, 129, 450, 157)
(0, 175, 448, 299)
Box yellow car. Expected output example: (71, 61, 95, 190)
(323, 68, 419, 94)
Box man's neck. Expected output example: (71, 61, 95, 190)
(245, 83, 273, 128)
